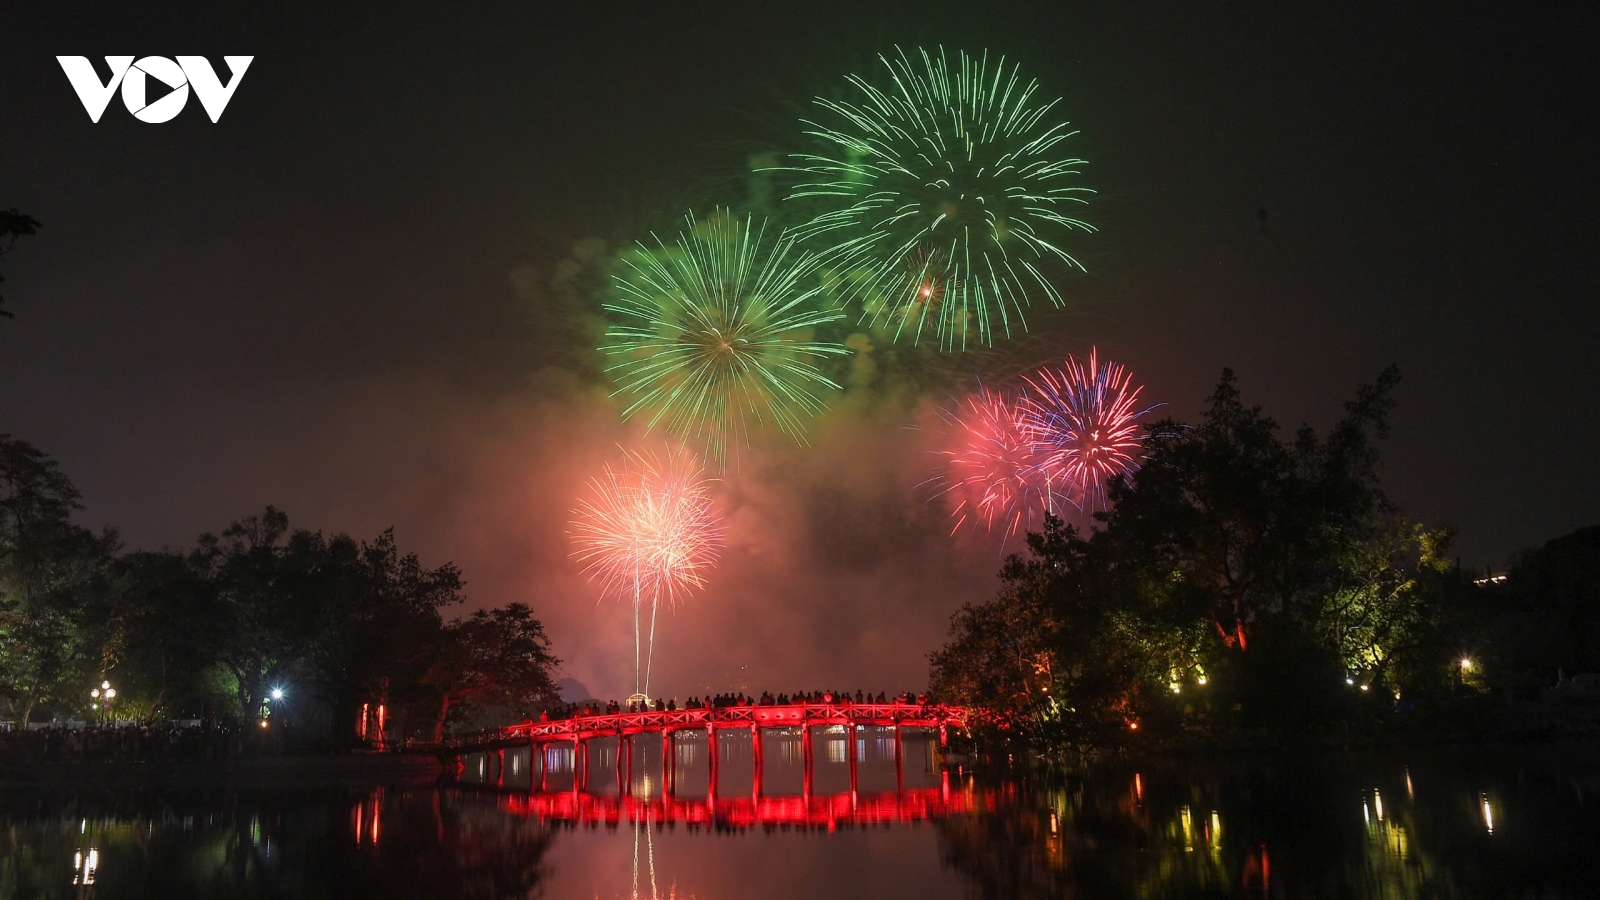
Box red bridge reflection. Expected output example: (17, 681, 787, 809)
(495, 780, 970, 830)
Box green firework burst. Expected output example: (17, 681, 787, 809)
(603, 211, 849, 468)
(785, 46, 1095, 350)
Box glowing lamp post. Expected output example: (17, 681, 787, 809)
(90, 680, 116, 725)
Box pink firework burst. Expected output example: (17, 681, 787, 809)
(570, 445, 723, 698)
(936, 387, 1071, 538)
(1021, 349, 1160, 512)
(569, 446, 723, 610)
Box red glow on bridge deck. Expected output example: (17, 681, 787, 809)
(447, 701, 969, 747)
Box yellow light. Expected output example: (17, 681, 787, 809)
(101, 681, 110, 690)
(259, 719, 269, 729)
(1170, 684, 1181, 694)
(1196, 676, 1207, 686)
(91, 688, 100, 698)
(1359, 684, 1370, 691)
(1460, 658, 1472, 670)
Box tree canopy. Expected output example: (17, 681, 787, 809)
(930, 367, 1487, 749)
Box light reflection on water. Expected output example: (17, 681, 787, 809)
(3, 743, 1598, 898)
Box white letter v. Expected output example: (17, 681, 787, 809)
(177, 56, 253, 123)
(57, 56, 134, 123)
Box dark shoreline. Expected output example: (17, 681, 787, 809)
(0, 751, 447, 790)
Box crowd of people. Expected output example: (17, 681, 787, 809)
(537, 690, 931, 721)
(0, 721, 240, 764)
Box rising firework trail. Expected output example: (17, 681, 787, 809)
(783, 46, 1095, 350)
(603, 210, 849, 470)
(1022, 349, 1160, 512)
(570, 446, 723, 700)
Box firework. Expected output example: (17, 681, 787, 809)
(569, 446, 723, 696)
(603, 211, 849, 469)
(785, 46, 1095, 350)
(935, 387, 1070, 538)
(1021, 349, 1158, 511)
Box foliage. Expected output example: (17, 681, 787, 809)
(931, 367, 1483, 751)
(421, 603, 562, 740)
(0, 438, 562, 738)
(0, 434, 115, 723)
(0, 208, 41, 319)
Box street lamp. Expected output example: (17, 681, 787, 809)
(91, 681, 116, 725)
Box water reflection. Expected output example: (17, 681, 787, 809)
(2, 744, 1597, 898)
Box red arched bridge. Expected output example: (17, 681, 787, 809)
(443, 700, 970, 801)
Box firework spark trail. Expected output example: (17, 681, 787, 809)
(603, 210, 849, 469)
(569, 446, 723, 697)
(1021, 349, 1160, 512)
(782, 46, 1095, 351)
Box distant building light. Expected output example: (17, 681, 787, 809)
(1472, 574, 1508, 587)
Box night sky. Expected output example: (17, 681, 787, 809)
(4, 2, 1595, 699)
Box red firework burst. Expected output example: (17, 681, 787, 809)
(936, 387, 1069, 538)
(1021, 349, 1159, 511)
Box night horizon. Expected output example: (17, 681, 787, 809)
(4, 4, 1599, 896)
(6, 2, 1594, 700)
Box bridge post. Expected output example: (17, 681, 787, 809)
(537, 742, 547, 793)
(751, 724, 763, 800)
(706, 723, 718, 802)
(624, 733, 634, 795)
(801, 723, 813, 805)
(894, 724, 904, 794)
(579, 738, 590, 792)
(496, 748, 506, 789)
(614, 733, 625, 793)
(662, 729, 674, 796)
(847, 722, 859, 798)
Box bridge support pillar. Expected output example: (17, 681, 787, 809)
(662, 730, 674, 796)
(801, 725, 813, 806)
(579, 738, 590, 793)
(623, 733, 634, 794)
(894, 724, 904, 794)
(536, 742, 547, 792)
(706, 725, 718, 802)
(751, 724, 763, 800)
(612, 734, 622, 793)
(847, 723, 859, 799)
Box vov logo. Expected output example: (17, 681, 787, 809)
(57, 56, 253, 123)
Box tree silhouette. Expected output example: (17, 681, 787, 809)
(0, 208, 41, 320)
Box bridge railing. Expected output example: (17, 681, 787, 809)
(441, 702, 968, 750)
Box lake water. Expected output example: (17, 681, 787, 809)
(4, 735, 1598, 898)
